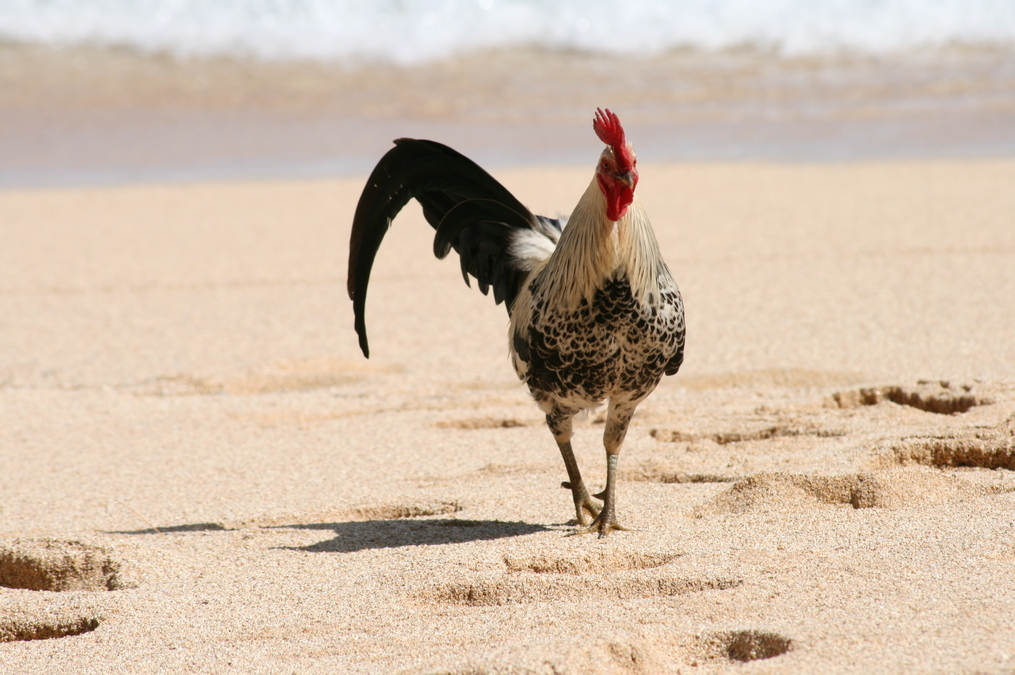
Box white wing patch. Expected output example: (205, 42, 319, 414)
(508, 227, 558, 273)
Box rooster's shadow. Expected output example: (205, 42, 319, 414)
(109, 518, 551, 553)
(279, 518, 550, 553)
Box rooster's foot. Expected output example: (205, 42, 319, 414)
(561, 481, 602, 526)
(576, 512, 630, 538)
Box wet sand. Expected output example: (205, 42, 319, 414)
(2, 44, 1015, 186)
(2, 159, 1015, 673)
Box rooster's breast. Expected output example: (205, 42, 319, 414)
(514, 271, 684, 408)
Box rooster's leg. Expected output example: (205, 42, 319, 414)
(583, 402, 635, 537)
(546, 407, 600, 525)
(558, 440, 602, 525)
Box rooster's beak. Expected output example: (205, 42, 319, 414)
(615, 171, 635, 189)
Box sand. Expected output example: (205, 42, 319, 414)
(2, 160, 1015, 673)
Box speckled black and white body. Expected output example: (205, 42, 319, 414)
(511, 182, 684, 411)
(348, 108, 684, 535)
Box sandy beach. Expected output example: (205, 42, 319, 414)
(2, 158, 1014, 673)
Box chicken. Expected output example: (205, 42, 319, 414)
(348, 109, 685, 535)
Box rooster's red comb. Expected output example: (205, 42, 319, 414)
(593, 108, 633, 168)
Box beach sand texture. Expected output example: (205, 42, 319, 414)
(2, 159, 1015, 673)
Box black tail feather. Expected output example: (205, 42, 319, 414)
(347, 139, 560, 358)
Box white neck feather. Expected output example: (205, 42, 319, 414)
(539, 178, 664, 309)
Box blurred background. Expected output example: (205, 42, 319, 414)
(1, 0, 1014, 186)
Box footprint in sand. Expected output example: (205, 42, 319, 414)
(0, 540, 125, 643)
(344, 500, 464, 521)
(650, 422, 845, 446)
(692, 629, 794, 663)
(410, 626, 793, 674)
(434, 417, 530, 430)
(0, 615, 101, 643)
(883, 418, 1015, 470)
(0, 539, 125, 592)
(126, 357, 381, 397)
(421, 549, 740, 606)
(829, 380, 992, 415)
(692, 465, 1014, 516)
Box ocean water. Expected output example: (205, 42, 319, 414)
(3, 0, 1015, 64)
(1, 1, 1015, 185)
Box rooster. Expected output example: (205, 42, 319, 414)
(348, 109, 685, 535)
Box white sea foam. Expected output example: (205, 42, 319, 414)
(1, 0, 1014, 64)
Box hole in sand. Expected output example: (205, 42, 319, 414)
(425, 575, 740, 606)
(0, 540, 123, 591)
(434, 417, 529, 430)
(703, 630, 792, 662)
(830, 381, 989, 414)
(503, 550, 680, 574)
(0, 617, 100, 643)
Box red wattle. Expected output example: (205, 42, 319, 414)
(599, 175, 634, 221)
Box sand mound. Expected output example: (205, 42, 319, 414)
(693, 466, 1007, 516)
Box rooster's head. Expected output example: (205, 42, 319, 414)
(593, 108, 638, 222)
